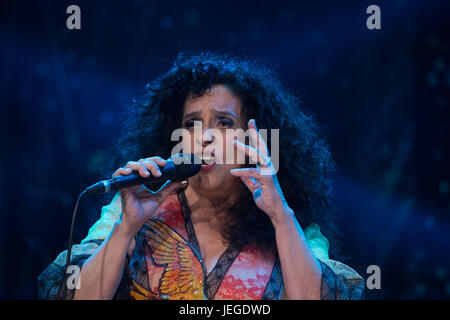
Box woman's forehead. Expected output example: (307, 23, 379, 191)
(183, 85, 242, 117)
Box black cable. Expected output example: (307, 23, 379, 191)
(57, 189, 87, 299)
(66, 189, 87, 268)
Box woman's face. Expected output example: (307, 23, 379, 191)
(181, 85, 246, 195)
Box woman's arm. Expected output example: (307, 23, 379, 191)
(73, 156, 180, 299)
(73, 221, 135, 300)
(272, 206, 322, 300)
(230, 119, 323, 299)
(231, 119, 364, 300)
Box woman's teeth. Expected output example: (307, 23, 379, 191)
(202, 156, 215, 164)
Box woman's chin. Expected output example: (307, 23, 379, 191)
(195, 179, 223, 191)
(189, 163, 243, 193)
(191, 173, 226, 191)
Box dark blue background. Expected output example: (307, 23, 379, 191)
(1, 0, 449, 299)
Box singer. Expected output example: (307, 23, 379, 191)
(38, 52, 364, 300)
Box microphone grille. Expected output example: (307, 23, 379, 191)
(171, 153, 202, 180)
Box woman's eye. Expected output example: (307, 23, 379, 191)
(183, 120, 201, 129)
(218, 119, 233, 128)
(184, 121, 194, 128)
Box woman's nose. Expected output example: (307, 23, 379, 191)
(202, 128, 215, 147)
(193, 125, 215, 146)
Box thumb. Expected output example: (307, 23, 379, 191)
(155, 180, 183, 199)
(239, 176, 258, 193)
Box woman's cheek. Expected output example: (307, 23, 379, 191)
(181, 133, 196, 154)
(223, 135, 239, 165)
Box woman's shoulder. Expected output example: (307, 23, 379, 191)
(304, 223, 364, 299)
(81, 193, 123, 244)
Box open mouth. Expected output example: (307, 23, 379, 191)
(200, 161, 216, 171)
(200, 151, 216, 172)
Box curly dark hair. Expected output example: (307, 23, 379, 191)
(108, 52, 340, 257)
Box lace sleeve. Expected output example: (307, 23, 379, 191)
(37, 239, 131, 300)
(318, 259, 365, 300)
(37, 240, 102, 299)
(304, 223, 364, 300)
(37, 193, 130, 300)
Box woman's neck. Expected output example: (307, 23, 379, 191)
(183, 183, 243, 226)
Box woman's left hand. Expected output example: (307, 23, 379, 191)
(230, 119, 292, 225)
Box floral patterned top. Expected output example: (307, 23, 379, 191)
(37, 189, 364, 300)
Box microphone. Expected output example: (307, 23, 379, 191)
(85, 153, 201, 194)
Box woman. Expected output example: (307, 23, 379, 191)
(38, 52, 364, 300)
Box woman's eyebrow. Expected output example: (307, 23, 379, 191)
(182, 111, 202, 120)
(211, 109, 239, 120)
(183, 110, 239, 120)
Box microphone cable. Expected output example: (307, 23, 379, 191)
(57, 189, 87, 299)
(66, 189, 87, 270)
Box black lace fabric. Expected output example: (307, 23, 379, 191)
(318, 259, 365, 300)
(262, 255, 283, 300)
(204, 244, 242, 299)
(37, 239, 131, 300)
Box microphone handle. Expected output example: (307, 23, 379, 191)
(86, 160, 176, 194)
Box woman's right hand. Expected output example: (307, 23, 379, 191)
(112, 156, 182, 236)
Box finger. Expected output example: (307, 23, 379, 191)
(248, 119, 268, 158)
(138, 159, 162, 177)
(148, 156, 167, 167)
(112, 167, 132, 178)
(239, 176, 259, 192)
(134, 184, 153, 197)
(230, 168, 261, 179)
(125, 161, 150, 177)
(235, 136, 272, 169)
(234, 139, 262, 165)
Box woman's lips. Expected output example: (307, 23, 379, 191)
(200, 161, 216, 172)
